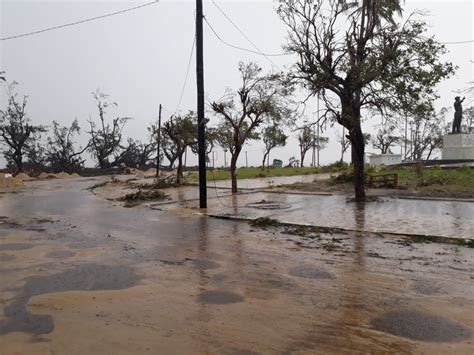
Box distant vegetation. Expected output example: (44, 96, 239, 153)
(188, 166, 322, 181)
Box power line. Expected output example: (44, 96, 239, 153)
(204, 17, 288, 58)
(211, 0, 281, 68)
(0, 1, 159, 41)
(174, 34, 196, 115)
(442, 40, 474, 45)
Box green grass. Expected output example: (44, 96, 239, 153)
(373, 165, 474, 191)
(187, 167, 321, 181)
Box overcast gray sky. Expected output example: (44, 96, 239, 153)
(1, 0, 473, 168)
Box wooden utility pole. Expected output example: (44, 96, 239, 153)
(196, 0, 207, 208)
(155, 104, 162, 178)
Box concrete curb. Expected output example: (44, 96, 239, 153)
(207, 213, 474, 247)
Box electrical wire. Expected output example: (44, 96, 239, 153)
(204, 16, 288, 58)
(442, 40, 474, 45)
(210, 0, 282, 68)
(174, 34, 196, 115)
(0, 1, 159, 41)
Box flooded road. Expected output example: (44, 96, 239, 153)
(159, 188, 474, 239)
(0, 178, 473, 354)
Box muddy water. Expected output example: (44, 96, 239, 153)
(196, 192, 474, 239)
(0, 178, 473, 354)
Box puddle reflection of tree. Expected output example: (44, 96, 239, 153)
(337, 202, 368, 337)
(195, 217, 246, 351)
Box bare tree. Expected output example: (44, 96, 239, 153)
(278, 0, 454, 200)
(261, 125, 287, 169)
(46, 119, 89, 173)
(407, 109, 449, 160)
(87, 90, 131, 169)
(211, 62, 293, 193)
(372, 125, 400, 154)
(0, 82, 46, 174)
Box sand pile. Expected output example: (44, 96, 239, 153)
(133, 169, 145, 177)
(38, 172, 55, 179)
(145, 167, 157, 176)
(0, 174, 24, 188)
(14, 173, 32, 181)
(57, 172, 72, 179)
(70, 173, 81, 178)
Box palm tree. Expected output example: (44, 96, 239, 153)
(344, 0, 403, 27)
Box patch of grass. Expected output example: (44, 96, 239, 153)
(379, 165, 474, 191)
(455, 238, 474, 248)
(284, 225, 311, 236)
(249, 217, 281, 228)
(188, 167, 321, 181)
(117, 189, 168, 207)
(87, 181, 109, 191)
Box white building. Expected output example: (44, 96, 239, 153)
(368, 154, 402, 166)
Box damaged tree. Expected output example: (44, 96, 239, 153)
(46, 119, 89, 173)
(161, 112, 198, 183)
(297, 125, 328, 167)
(0, 82, 46, 174)
(261, 125, 287, 169)
(87, 90, 131, 169)
(211, 62, 293, 193)
(372, 126, 400, 154)
(278, 0, 454, 200)
(114, 138, 156, 169)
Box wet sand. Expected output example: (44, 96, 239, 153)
(0, 177, 473, 354)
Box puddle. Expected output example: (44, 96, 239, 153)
(190, 259, 220, 270)
(0, 243, 35, 251)
(412, 281, 447, 296)
(288, 266, 335, 280)
(0, 254, 16, 261)
(198, 291, 244, 304)
(372, 310, 471, 342)
(0, 264, 139, 335)
(224, 349, 260, 355)
(46, 250, 76, 259)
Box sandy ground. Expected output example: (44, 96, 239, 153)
(0, 176, 473, 354)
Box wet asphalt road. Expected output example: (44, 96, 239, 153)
(0, 177, 473, 354)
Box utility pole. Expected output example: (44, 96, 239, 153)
(184, 147, 187, 168)
(155, 104, 162, 178)
(341, 126, 345, 163)
(245, 151, 248, 168)
(404, 114, 408, 161)
(224, 149, 227, 168)
(196, 0, 207, 208)
(316, 93, 320, 167)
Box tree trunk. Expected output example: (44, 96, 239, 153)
(176, 153, 183, 184)
(262, 151, 269, 170)
(300, 151, 305, 167)
(14, 153, 23, 174)
(350, 125, 366, 201)
(230, 150, 241, 194)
